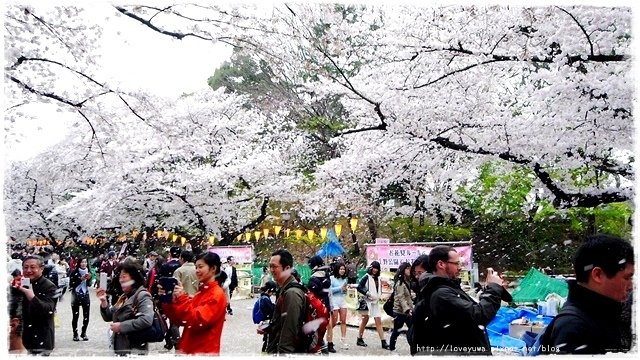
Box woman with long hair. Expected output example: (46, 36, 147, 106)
(159, 251, 228, 355)
(97, 260, 154, 356)
(356, 261, 389, 349)
(389, 262, 413, 351)
(69, 258, 92, 341)
(328, 262, 349, 350)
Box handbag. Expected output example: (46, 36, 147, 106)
(357, 275, 370, 312)
(357, 297, 369, 312)
(383, 288, 395, 317)
(127, 291, 168, 345)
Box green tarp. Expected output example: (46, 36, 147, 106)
(511, 267, 569, 304)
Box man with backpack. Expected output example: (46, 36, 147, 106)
(413, 245, 510, 355)
(253, 280, 277, 353)
(543, 234, 634, 354)
(263, 249, 306, 354)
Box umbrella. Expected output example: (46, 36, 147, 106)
(316, 229, 345, 258)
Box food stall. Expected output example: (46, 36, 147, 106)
(207, 245, 254, 299)
(344, 241, 474, 329)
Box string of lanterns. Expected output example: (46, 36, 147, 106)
(22, 215, 359, 250)
(237, 215, 358, 243)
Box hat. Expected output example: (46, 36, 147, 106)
(149, 251, 158, 257)
(260, 280, 278, 292)
(308, 255, 324, 269)
(108, 251, 116, 257)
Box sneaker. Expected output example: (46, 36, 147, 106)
(340, 338, 349, 350)
(81, 334, 89, 341)
(73, 335, 80, 342)
(327, 342, 336, 353)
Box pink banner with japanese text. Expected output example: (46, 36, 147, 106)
(366, 244, 473, 270)
(207, 245, 254, 264)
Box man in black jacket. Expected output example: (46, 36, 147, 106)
(14, 255, 58, 355)
(416, 245, 511, 355)
(159, 246, 182, 349)
(547, 234, 634, 354)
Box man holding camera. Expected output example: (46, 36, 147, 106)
(415, 245, 511, 355)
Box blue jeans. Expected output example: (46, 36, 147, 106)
(389, 312, 412, 350)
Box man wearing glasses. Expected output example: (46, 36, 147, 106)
(414, 245, 511, 355)
(261, 249, 306, 354)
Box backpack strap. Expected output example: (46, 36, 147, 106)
(279, 281, 309, 352)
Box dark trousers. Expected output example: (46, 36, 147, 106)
(71, 293, 90, 335)
(227, 287, 235, 310)
(389, 312, 412, 349)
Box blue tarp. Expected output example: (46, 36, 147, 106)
(487, 306, 554, 355)
(487, 329, 526, 355)
(316, 229, 345, 257)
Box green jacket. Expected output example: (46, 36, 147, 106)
(266, 276, 306, 354)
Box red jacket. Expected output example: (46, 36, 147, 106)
(162, 279, 227, 355)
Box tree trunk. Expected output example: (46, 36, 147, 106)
(351, 231, 360, 257)
(587, 211, 596, 235)
(219, 197, 270, 246)
(367, 217, 377, 241)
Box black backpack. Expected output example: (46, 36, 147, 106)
(407, 296, 432, 355)
(525, 305, 593, 356)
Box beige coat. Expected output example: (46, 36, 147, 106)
(173, 262, 198, 297)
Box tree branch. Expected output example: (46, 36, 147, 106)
(556, 6, 594, 56)
(115, 6, 214, 41)
(430, 136, 632, 208)
(220, 196, 270, 245)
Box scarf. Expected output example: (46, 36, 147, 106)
(76, 267, 89, 295)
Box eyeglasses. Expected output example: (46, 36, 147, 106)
(446, 261, 462, 267)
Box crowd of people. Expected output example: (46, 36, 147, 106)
(6, 233, 634, 356)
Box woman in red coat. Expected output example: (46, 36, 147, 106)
(160, 251, 227, 355)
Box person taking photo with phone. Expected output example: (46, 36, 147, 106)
(97, 260, 154, 356)
(159, 251, 228, 355)
(14, 255, 58, 355)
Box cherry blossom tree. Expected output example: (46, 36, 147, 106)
(4, 3, 633, 247)
(113, 3, 633, 212)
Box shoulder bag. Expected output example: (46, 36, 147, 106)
(357, 276, 369, 312)
(127, 290, 168, 345)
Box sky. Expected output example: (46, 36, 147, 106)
(3, 2, 233, 162)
